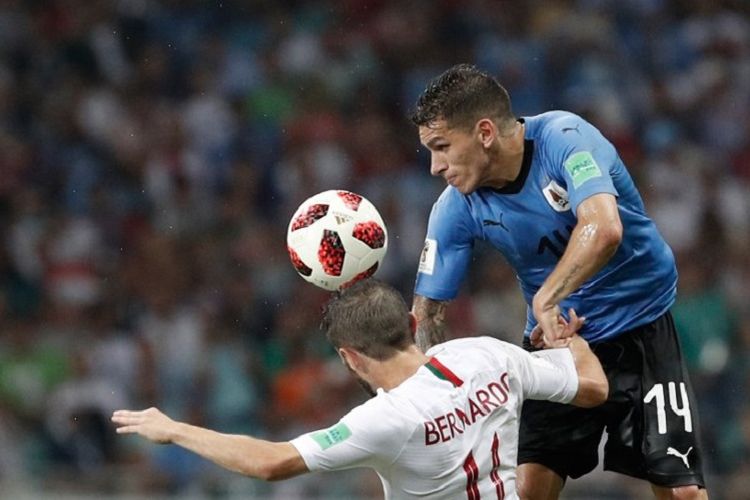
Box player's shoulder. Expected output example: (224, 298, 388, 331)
(348, 386, 422, 427)
(426, 336, 520, 364)
(431, 185, 474, 221)
(427, 335, 502, 351)
(435, 184, 465, 207)
(524, 110, 589, 140)
(334, 387, 423, 453)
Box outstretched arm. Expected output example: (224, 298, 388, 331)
(112, 408, 308, 481)
(533, 193, 622, 344)
(412, 294, 450, 352)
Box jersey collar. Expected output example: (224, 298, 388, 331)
(491, 138, 534, 195)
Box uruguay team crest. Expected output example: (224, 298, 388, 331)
(418, 238, 437, 275)
(542, 180, 570, 212)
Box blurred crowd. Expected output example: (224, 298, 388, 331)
(0, 0, 748, 498)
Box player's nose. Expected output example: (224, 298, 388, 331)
(430, 155, 448, 176)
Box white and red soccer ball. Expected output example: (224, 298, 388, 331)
(286, 190, 388, 291)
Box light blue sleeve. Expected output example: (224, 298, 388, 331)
(414, 189, 477, 301)
(543, 113, 619, 215)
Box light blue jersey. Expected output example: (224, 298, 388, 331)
(415, 111, 677, 343)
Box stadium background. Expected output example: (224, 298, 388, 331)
(0, 0, 748, 498)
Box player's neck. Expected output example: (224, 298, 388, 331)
(372, 346, 430, 392)
(488, 122, 525, 187)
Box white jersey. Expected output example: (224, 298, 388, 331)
(290, 337, 578, 499)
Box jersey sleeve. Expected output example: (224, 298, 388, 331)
(544, 113, 620, 214)
(503, 342, 579, 404)
(414, 189, 477, 301)
(289, 397, 412, 472)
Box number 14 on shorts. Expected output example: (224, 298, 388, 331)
(643, 382, 692, 434)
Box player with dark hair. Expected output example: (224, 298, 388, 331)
(411, 63, 708, 499)
(113, 279, 607, 499)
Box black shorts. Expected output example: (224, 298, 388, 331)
(518, 311, 705, 488)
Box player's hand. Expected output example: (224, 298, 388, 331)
(111, 407, 178, 444)
(532, 302, 565, 346)
(530, 308, 586, 349)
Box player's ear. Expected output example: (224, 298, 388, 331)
(476, 118, 496, 148)
(338, 347, 354, 366)
(408, 312, 418, 340)
(339, 347, 366, 373)
(337, 348, 348, 365)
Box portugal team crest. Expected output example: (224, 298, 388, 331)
(542, 180, 570, 212)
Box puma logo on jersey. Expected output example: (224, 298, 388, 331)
(542, 180, 570, 212)
(482, 215, 508, 231)
(562, 124, 580, 134)
(667, 446, 693, 469)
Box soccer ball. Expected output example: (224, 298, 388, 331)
(287, 190, 388, 291)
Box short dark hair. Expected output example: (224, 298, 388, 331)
(321, 279, 413, 360)
(410, 63, 514, 130)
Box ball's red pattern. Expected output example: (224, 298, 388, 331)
(290, 204, 329, 231)
(287, 190, 387, 291)
(341, 262, 379, 289)
(318, 230, 345, 276)
(336, 191, 363, 211)
(287, 246, 312, 276)
(352, 221, 386, 249)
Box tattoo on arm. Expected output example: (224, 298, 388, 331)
(412, 295, 449, 352)
(550, 263, 583, 304)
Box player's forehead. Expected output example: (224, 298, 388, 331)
(418, 119, 453, 146)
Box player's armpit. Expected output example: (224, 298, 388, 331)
(411, 294, 449, 352)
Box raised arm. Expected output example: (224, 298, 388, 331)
(412, 294, 450, 352)
(112, 408, 308, 481)
(532, 193, 622, 344)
